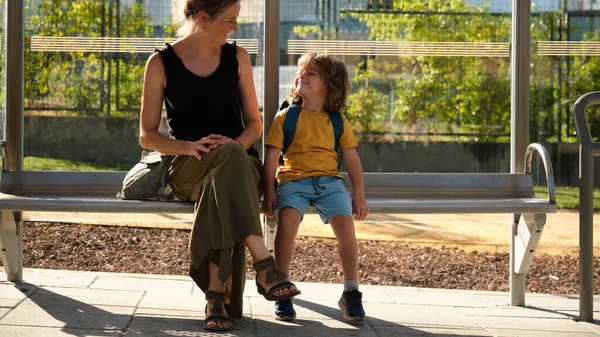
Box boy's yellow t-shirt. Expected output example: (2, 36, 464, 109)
(265, 108, 358, 184)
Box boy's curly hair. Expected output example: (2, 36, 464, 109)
(286, 53, 350, 112)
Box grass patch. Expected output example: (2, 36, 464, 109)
(534, 185, 600, 210)
(24, 156, 131, 171)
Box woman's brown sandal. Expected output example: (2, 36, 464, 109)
(253, 256, 301, 301)
(203, 290, 234, 331)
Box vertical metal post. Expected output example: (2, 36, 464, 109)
(263, 0, 279, 143)
(4, 0, 24, 282)
(510, 0, 530, 307)
(106, 0, 114, 116)
(6, 0, 24, 172)
(579, 144, 594, 321)
(262, 0, 280, 246)
(572, 91, 600, 322)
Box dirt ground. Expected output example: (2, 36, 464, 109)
(8, 209, 598, 294)
(17, 219, 597, 295)
(24, 209, 598, 256)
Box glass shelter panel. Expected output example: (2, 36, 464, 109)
(279, 0, 515, 173)
(532, 0, 600, 188)
(22, 0, 263, 171)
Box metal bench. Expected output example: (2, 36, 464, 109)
(0, 142, 556, 307)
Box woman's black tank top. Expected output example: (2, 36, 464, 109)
(156, 42, 257, 156)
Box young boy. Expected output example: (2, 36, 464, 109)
(263, 53, 370, 322)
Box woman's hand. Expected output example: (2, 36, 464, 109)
(187, 134, 222, 160)
(208, 135, 244, 150)
(262, 190, 278, 218)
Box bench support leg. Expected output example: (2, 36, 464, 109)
(0, 211, 23, 282)
(510, 213, 546, 306)
(262, 215, 277, 255)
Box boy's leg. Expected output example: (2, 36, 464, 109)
(274, 207, 303, 276)
(329, 215, 359, 282)
(329, 215, 365, 321)
(272, 179, 312, 321)
(273, 208, 301, 322)
(312, 176, 365, 322)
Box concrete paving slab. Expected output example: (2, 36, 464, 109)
(250, 296, 344, 321)
(580, 321, 600, 334)
(0, 326, 123, 337)
(0, 299, 20, 308)
(468, 315, 592, 333)
(138, 291, 206, 311)
(362, 302, 479, 328)
(457, 306, 571, 319)
(89, 275, 194, 293)
(17, 269, 98, 288)
(386, 288, 495, 308)
(2, 269, 600, 336)
(0, 299, 134, 329)
(0, 283, 38, 299)
(34, 286, 143, 306)
(478, 292, 581, 310)
(127, 314, 256, 337)
(485, 328, 600, 337)
(254, 317, 377, 337)
(373, 325, 493, 336)
(138, 291, 252, 316)
(0, 308, 11, 319)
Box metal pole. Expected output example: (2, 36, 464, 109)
(510, 0, 530, 307)
(263, 0, 279, 142)
(5, 0, 25, 282)
(6, 0, 24, 172)
(262, 0, 280, 247)
(579, 144, 594, 321)
(572, 91, 600, 322)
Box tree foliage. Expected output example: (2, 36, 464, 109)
(24, 0, 162, 115)
(345, 0, 599, 142)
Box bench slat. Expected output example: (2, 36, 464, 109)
(0, 193, 555, 214)
(1, 171, 538, 196)
(0, 193, 194, 213)
(0, 171, 555, 214)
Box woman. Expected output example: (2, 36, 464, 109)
(139, 0, 300, 331)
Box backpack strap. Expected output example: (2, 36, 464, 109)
(278, 101, 344, 167)
(328, 112, 343, 154)
(282, 103, 301, 156)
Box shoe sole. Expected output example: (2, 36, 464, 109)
(274, 299, 296, 321)
(338, 299, 366, 322)
(274, 313, 296, 321)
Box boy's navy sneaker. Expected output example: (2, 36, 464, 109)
(274, 298, 296, 321)
(338, 289, 366, 321)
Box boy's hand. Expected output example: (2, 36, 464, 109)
(262, 190, 278, 218)
(352, 196, 369, 221)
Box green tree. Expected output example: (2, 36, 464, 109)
(569, 30, 600, 142)
(26, 0, 104, 113)
(344, 1, 580, 143)
(348, 0, 513, 140)
(25, 0, 159, 116)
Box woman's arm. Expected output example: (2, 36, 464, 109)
(342, 147, 370, 221)
(236, 46, 263, 148)
(262, 146, 281, 217)
(139, 53, 213, 160)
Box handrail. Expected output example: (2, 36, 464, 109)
(573, 91, 600, 145)
(0, 140, 7, 172)
(571, 91, 600, 323)
(524, 143, 556, 205)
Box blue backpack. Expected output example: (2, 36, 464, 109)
(278, 100, 344, 167)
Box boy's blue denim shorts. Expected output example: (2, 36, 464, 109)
(276, 176, 352, 224)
